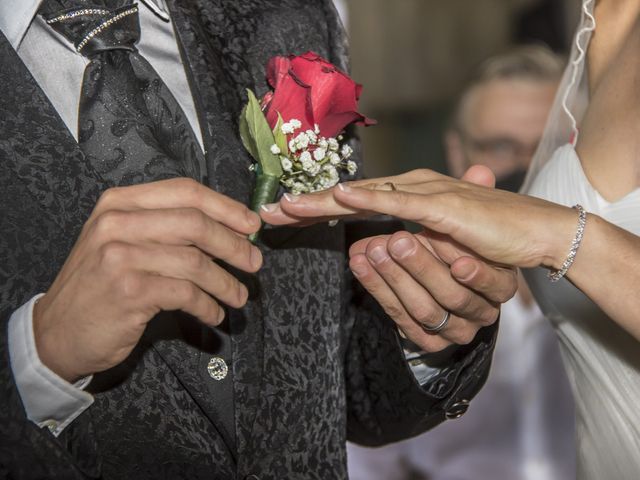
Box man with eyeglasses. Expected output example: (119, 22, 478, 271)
(446, 46, 560, 192)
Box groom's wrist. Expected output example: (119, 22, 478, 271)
(33, 297, 84, 384)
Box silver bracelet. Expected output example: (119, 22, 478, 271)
(547, 204, 587, 282)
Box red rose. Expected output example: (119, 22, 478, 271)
(263, 51, 375, 138)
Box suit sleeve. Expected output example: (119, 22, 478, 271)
(0, 167, 99, 479)
(341, 252, 498, 446)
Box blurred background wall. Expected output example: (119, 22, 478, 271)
(334, 0, 582, 177)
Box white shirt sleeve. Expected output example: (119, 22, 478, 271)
(8, 294, 94, 437)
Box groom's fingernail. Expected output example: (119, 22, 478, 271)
(246, 210, 261, 228)
(389, 237, 415, 259)
(368, 246, 389, 265)
(351, 264, 368, 278)
(261, 203, 278, 213)
(250, 247, 263, 270)
(454, 262, 477, 282)
(338, 183, 352, 193)
(283, 193, 299, 203)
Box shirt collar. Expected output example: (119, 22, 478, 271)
(0, 0, 169, 50)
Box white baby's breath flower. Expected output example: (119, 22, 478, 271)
(308, 163, 321, 176)
(281, 123, 295, 135)
(288, 139, 297, 153)
(270, 144, 281, 155)
(305, 130, 318, 144)
(318, 138, 328, 150)
(319, 177, 332, 189)
(290, 119, 302, 130)
(283, 177, 295, 188)
(281, 157, 293, 171)
(341, 144, 353, 159)
(320, 166, 340, 188)
(299, 151, 312, 165)
(329, 152, 341, 165)
(347, 160, 357, 175)
(292, 181, 308, 195)
(314, 124, 320, 134)
(294, 132, 310, 150)
(327, 138, 339, 152)
(313, 148, 327, 161)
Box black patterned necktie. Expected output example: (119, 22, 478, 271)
(40, 0, 204, 186)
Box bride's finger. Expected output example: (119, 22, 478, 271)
(260, 185, 377, 225)
(260, 197, 372, 225)
(333, 184, 457, 231)
(260, 170, 455, 226)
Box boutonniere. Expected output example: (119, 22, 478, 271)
(239, 51, 375, 241)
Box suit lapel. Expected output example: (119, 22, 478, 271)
(0, 31, 106, 235)
(162, 0, 267, 463)
(164, 0, 255, 204)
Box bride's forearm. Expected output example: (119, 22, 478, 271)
(565, 214, 640, 340)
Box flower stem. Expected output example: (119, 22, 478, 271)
(249, 173, 280, 243)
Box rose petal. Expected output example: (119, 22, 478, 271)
(264, 70, 315, 131)
(264, 51, 375, 137)
(289, 52, 374, 137)
(267, 56, 292, 89)
(260, 91, 274, 111)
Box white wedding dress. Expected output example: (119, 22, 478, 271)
(525, 146, 640, 479)
(522, 1, 640, 478)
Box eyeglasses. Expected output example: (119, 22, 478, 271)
(462, 134, 539, 163)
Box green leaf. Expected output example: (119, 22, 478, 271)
(239, 102, 260, 162)
(248, 173, 281, 244)
(239, 89, 283, 178)
(273, 113, 290, 158)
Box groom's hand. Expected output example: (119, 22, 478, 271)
(33, 178, 263, 383)
(348, 231, 514, 351)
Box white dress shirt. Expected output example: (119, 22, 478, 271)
(2, 0, 203, 437)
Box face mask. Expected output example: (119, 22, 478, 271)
(495, 168, 528, 193)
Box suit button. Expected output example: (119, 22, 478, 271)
(244, 475, 260, 480)
(207, 357, 228, 380)
(446, 399, 470, 420)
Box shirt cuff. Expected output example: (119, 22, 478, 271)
(8, 294, 94, 437)
(401, 332, 462, 386)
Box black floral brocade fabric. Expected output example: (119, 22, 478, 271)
(0, 1, 497, 479)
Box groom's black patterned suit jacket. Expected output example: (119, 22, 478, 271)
(0, 1, 497, 478)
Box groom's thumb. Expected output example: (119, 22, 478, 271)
(461, 165, 496, 188)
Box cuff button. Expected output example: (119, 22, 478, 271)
(445, 399, 470, 420)
(42, 419, 59, 433)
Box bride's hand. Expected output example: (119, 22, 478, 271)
(261, 166, 521, 351)
(260, 166, 578, 272)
